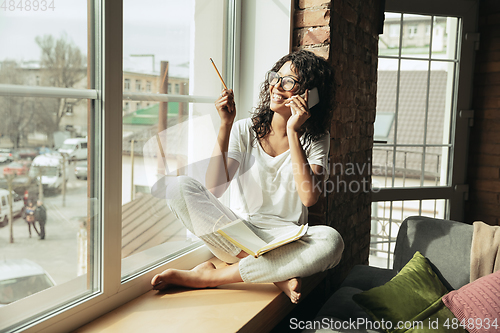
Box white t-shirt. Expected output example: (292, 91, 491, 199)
(227, 118, 330, 229)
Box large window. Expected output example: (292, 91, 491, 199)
(120, 0, 231, 280)
(0, 0, 294, 330)
(371, 0, 478, 269)
(0, 0, 100, 330)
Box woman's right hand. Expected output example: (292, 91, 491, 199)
(215, 89, 236, 126)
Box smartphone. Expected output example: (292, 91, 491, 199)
(301, 87, 319, 109)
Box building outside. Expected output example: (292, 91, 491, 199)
(0, 61, 189, 149)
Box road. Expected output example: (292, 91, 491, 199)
(0, 155, 162, 285)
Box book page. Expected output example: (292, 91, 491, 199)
(217, 220, 267, 255)
(258, 224, 308, 254)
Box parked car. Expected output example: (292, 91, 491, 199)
(58, 138, 87, 161)
(74, 161, 88, 180)
(29, 153, 68, 193)
(0, 259, 56, 306)
(3, 161, 31, 176)
(0, 149, 18, 164)
(0, 176, 40, 204)
(15, 148, 39, 160)
(0, 189, 24, 227)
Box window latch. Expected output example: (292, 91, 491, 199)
(459, 109, 474, 127)
(465, 32, 480, 50)
(454, 184, 469, 201)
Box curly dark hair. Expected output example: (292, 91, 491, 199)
(251, 49, 336, 148)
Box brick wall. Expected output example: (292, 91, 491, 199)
(466, 0, 500, 226)
(293, 0, 381, 285)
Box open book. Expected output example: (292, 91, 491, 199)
(217, 219, 308, 258)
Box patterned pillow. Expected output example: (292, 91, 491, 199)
(442, 269, 500, 333)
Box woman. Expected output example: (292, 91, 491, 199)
(25, 201, 40, 238)
(151, 50, 344, 303)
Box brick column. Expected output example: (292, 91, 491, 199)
(466, 0, 500, 226)
(293, 0, 381, 286)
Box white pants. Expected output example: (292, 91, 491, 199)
(154, 176, 344, 283)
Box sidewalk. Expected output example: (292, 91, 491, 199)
(0, 184, 87, 285)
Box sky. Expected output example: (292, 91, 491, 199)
(0, 0, 193, 77)
(0, 3, 456, 75)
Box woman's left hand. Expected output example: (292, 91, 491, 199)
(285, 90, 310, 134)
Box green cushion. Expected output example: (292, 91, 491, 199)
(353, 251, 466, 333)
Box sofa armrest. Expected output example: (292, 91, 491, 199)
(393, 216, 473, 290)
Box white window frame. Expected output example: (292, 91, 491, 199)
(0, 0, 294, 331)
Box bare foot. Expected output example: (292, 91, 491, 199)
(151, 261, 216, 290)
(274, 277, 302, 304)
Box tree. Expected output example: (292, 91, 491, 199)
(35, 34, 87, 136)
(0, 35, 86, 148)
(0, 61, 37, 148)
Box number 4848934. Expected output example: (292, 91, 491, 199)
(443, 317, 498, 330)
(1, 0, 55, 11)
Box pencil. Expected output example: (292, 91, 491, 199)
(210, 58, 228, 90)
(210, 58, 231, 183)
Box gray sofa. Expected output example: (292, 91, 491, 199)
(304, 216, 474, 333)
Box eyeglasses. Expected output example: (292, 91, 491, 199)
(266, 71, 299, 91)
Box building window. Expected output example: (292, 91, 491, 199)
(36, 75, 41, 86)
(135, 79, 141, 91)
(136, 102, 141, 110)
(408, 25, 418, 38)
(389, 24, 399, 37)
(175, 83, 180, 94)
(168, 83, 172, 94)
(146, 81, 152, 92)
(124, 102, 129, 111)
(124, 78, 131, 90)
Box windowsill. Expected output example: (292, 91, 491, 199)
(74, 258, 326, 333)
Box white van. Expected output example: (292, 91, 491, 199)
(29, 153, 68, 193)
(0, 189, 24, 227)
(58, 138, 87, 161)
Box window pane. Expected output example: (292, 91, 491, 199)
(374, 15, 459, 190)
(401, 14, 431, 58)
(376, 58, 398, 144)
(0, 96, 97, 328)
(397, 59, 429, 145)
(0, 1, 101, 328)
(0, 1, 88, 88)
(370, 199, 447, 268)
(426, 61, 454, 146)
(431, 16, 459, 60)
(379, 13, 401, 56)
(121, 0, 226, 278)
